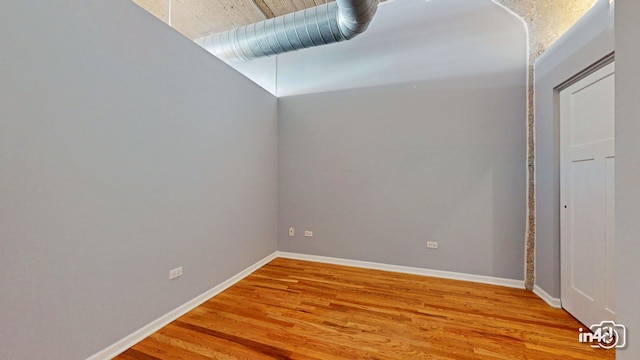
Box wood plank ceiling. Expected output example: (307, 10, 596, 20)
(133, 0, 330, 40)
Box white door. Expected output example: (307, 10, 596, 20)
(560, 62, 615, 328)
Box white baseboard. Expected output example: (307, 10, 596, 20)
(276, 252, 525, 289)
(89, 251, 536, 359)
(533, 285, 562, 308)
(87, 251, 278, 360)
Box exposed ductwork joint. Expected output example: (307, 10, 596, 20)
(196, 0, 379, 62)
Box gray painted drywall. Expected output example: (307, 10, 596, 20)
(278, 67, 527, 279)
(616, 0, 640, 357)
(0, 1, 277, 359)
(533, 0, 614, 298)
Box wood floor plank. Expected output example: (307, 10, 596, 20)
(133, 336, 213, 360)
(113, 258, 615, 359)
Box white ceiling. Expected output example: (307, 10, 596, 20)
(212, 0, 527, 96)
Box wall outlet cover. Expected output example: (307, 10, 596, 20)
(169, 267, 183, 280)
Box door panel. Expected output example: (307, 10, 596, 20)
(569, 158, 601, 301)
(560, 62, 615, 328)
(570, 74, 615, 145)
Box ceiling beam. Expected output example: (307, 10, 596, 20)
(252, 0, 275, 18)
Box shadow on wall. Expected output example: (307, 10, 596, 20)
(277, 69, 527, 280)
(533, 0, 614, 298)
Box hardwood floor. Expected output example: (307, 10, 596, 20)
(114, 258, 615, 359)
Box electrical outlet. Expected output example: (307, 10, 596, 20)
(304, 230, 313, 237)
(426, 242, 438, 249)
(289, 227, 295, 236)
(169, 267, 183, 280)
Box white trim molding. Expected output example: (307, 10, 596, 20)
(89, 251, 548, 359)
(87, 252, 279, 360)
(533, 284, 562, 308)
(276, 252, 525, 289)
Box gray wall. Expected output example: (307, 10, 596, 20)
(0, 1, 278, 359)
(278, 71, 526, 280)
(616, 0, 640, 357)
(533, 0, 614, 298)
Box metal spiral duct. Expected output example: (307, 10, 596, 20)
(196, 0, 379, 62)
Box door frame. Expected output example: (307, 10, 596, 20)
(557, 55, 615, 323)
